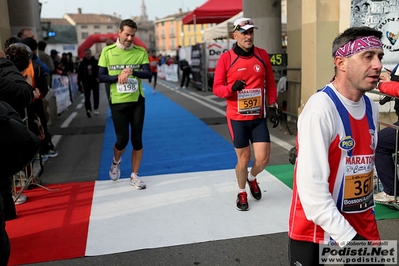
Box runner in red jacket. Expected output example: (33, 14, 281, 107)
(213, 17, 278, 211)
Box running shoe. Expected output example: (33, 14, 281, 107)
(94, 109, 99, 115)
(46, 149, 58, 158)
(247, 178, 262, 200)
(86, 110, 91, 118)
(130, 173, 146, 189)
(34, 153, 49, 162)
(374, 191, 397, 203)
(109, 158, 121, 181)
(236, 192, 249, 211)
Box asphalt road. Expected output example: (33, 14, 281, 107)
(23, 80, 399, 266)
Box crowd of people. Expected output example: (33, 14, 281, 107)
(0, 28, 55, 265)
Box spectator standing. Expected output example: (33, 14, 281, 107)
(179, 59, 191, 90)
(98, 19, 151, 189)
(59, 53, 74, 75)
(78, 48, 100, 117)
(288, 26, 384, 265)
(0, 51, 33, 265)
(176, 45, 181, 81)
(213, 18, 279, 211)
(50, 49, 61, 75)
(0, 47, 36, 264)
(374, 63, 399, 203)
(67, 52, 77, 73)
(37, 40, 55, 76)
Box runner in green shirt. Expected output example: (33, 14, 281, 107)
(98, 19, 151, 189)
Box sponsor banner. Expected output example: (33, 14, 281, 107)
(158, 65, 166, 80)
(190, 44, 202, 87)
(52, 75, 72, 114)
(69, 73, 79, 100)
(164, 64, 178, 82)
(205, 42, 233, 73)
(350, 0, 399, 69)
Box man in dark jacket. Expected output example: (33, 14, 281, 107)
(78, 48, 99, 117)
(0, 50, 35, 265)
(179, 59, 191, 90)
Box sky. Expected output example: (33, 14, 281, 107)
(40, 0, 207, 20)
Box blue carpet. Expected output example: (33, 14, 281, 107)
(98, 84, 237, 180)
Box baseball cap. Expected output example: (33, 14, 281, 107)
(50, 49, 59, 55)
(233, 18, 258, 32)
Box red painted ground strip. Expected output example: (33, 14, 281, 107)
(7, 181, 95, 266)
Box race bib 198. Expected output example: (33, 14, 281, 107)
(117, 78, 139, 93)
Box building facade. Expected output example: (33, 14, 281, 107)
(154, 9, 213, 57)
(63, 10, 121, 58)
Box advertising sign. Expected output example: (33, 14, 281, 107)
(351, 0, 399, 69)
(51, 75, 72, 114)
(191, 44, 202, 88)
(205, 42, 233, 73)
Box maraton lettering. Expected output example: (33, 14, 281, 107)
(346, 156, 374, 165)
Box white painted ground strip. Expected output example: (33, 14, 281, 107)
(85, 168, 291, 256)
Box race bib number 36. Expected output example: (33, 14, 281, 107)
(117, 78, 139, 93)
(237, 88, 262, 115)
(342, 155, 374, 212)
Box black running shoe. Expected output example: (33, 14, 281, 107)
(247, 178, 262, 200)
(236, 192, 249, 211)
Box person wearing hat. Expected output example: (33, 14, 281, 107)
(288, 26, 384, 265)
(213, 18, 279, 211)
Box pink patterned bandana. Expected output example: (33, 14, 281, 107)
(334, 36, 382, 58)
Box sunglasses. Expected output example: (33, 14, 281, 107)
(233, 19, 254, 31)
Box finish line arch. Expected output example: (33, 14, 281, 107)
(77, 33, 148, 58)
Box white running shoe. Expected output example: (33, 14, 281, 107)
(109, 158, 121, 181)
(374, 191, 397, 202)
(130, 173, 146, 189)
